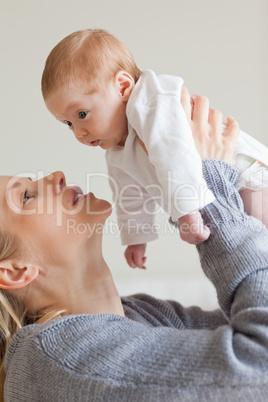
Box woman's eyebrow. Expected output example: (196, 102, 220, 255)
(11, 177, 33, 190)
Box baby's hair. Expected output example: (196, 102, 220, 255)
(41, 28, 142, 98)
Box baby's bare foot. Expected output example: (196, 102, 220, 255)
(178, 210, 210, 245)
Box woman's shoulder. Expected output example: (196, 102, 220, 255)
(4, 313, 156, 400)
(5, 299, 180, 374)
(5, 314, 125, 368)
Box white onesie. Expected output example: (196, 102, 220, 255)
(106, 70, 268, 246)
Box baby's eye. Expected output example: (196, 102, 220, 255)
(78, 111, 87, 119)
(66, 121, 72, 128)
(23, 190, 32, 204)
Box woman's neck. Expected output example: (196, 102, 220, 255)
(67, 263, 125, 317)
(28, 257, 125, 319)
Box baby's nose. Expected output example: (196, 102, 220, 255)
(74, 127, 87, 138)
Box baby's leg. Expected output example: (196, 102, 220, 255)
(178, 210, 210, 245)
(239, 187, 268, 228)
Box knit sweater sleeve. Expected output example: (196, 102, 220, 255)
(197, 159, 268, 318)
(4, 159, 268, 401)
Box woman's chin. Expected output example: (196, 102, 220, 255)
(75, 193, 112, 216)
(91, 198, 112, 217)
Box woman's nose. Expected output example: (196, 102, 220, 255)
(46, 171, 66, 195)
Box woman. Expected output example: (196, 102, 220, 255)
(1, 90, 268, 401)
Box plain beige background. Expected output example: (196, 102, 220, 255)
(1, 0, 267, 305)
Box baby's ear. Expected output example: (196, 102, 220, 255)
(114, 71, 134, 101)
(0, 259, 39, 290)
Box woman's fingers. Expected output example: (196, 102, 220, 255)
(225, 116, 240, 135)
(180, 86, 191, 123)
(224, 116, 240, 146)
(180, 88, 240, 162)
(191, 95, 210, 127)
(219, 116, 240, 163)
(208, 108, 223, 138)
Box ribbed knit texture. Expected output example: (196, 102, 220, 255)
(4, 159, 268, 401)
(198, 160, 268, 317)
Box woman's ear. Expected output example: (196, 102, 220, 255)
(114, 71, 134, 101)
(0, 260, 39, 290)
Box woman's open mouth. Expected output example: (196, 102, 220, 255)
(72, 187, 83, 205)
(72, 188, 95, 206)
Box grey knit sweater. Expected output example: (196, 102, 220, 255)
(4, 160, 268, 401)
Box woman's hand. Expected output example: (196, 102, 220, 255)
(181, 87, 240, 164)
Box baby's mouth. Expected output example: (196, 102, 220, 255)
(89, 140, 100, 147)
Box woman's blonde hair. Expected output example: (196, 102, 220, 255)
(0, 230, 64, 401)
(0, 230, 22, 401)
(41, 28, 142, 99)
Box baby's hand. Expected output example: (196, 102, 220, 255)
(124, 243, 147, 269)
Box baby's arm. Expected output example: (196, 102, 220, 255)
(106, 163, 156, 268)
(176, 90, 240, 244)
(127, 72, 215, 224)
(140, 138, 209, 245)
(107, 163, 157, 246)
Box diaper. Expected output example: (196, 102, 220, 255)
(235, 154, 268, 191)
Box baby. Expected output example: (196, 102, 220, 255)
(42, 29, 268, 269)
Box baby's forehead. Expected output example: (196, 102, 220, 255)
(45, 83, 88, 106)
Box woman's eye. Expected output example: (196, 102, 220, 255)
(23, 190, 32, 204)
(66, 121, 72, 128)
(78, 111, 87, 119)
